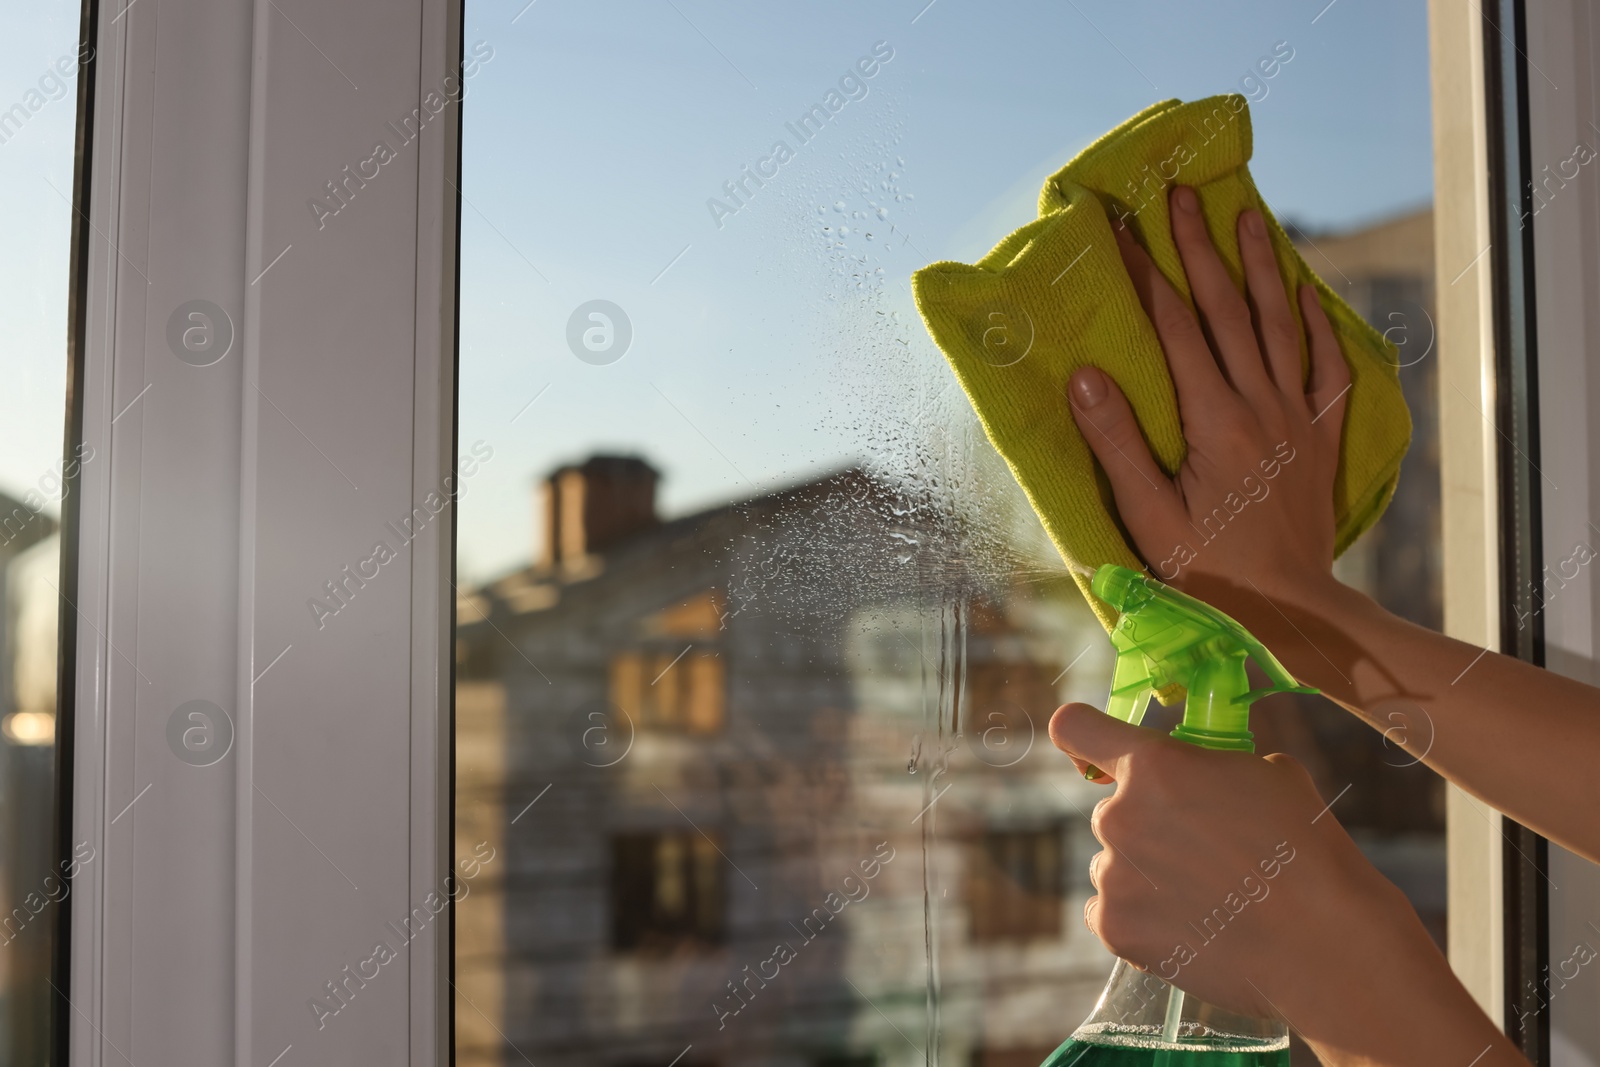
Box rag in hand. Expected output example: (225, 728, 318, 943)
(911, 96, 1410, 629)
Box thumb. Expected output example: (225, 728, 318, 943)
(1049, 702, 1162, 783)
(1068, 367, 1182, 536)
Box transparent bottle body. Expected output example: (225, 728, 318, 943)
(1042, 960, 1290, 1066)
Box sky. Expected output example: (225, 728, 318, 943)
(0, 0, 1434, 584)
(0, 0, 83, 524)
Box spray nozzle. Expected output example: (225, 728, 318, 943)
(1091, 563, 1154, 614)
(1092, 564, 1317, 753)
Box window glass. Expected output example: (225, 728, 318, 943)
(454, 3, 1437, 1064)
(0, 1, 88, 1063)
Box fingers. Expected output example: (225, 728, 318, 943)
(1168, 186, 1275, 403)
(1090, 795, 1114, 842)
(1048, 702, 1161, 782)
(1068, 366, 1185, 532)
(1299, 284, 1351, 454)
(1236, 208, 1304, 394)
(1262, 753, 1329, 822)
(1263, 751, 1314, 782)
(1062, 751, 1102, 781)
(1262, 752, 1327, 806)
(1112, 222, 1232, 417)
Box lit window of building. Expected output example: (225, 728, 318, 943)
(610, 647, 726, 734)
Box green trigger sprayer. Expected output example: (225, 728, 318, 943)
(1094, 563, 1317, 753)
(1043, 564, 1318, 1067)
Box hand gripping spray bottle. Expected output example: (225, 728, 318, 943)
(1043, 564, 1317, 1067)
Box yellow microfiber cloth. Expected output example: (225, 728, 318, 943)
(911, 94, 1411, 630)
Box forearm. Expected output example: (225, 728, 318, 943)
(1292, 897, 1521, 1066)
(1216, 574, 1600, 863)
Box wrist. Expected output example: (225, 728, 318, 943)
(1250, 567, 1361, 624)
(1219, 572, 1387, 700)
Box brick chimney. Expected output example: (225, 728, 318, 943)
(537, 455, 660, 569)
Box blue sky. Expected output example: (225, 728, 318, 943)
(0, 0, 82, 523)
(0, 1, 1433, 584)
(454, 0, 1432, 581)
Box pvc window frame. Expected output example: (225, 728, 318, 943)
(61, 0, 463, 1062)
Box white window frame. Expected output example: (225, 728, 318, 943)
(66, 0, 461, 1062)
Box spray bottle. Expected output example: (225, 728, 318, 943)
(1044, 564, 1317, 1066)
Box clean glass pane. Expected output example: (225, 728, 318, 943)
(454, 2, 1438, 1064)
(0, 1, 88, 1062)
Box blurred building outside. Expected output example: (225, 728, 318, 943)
(455, 455, 1112, 1067)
